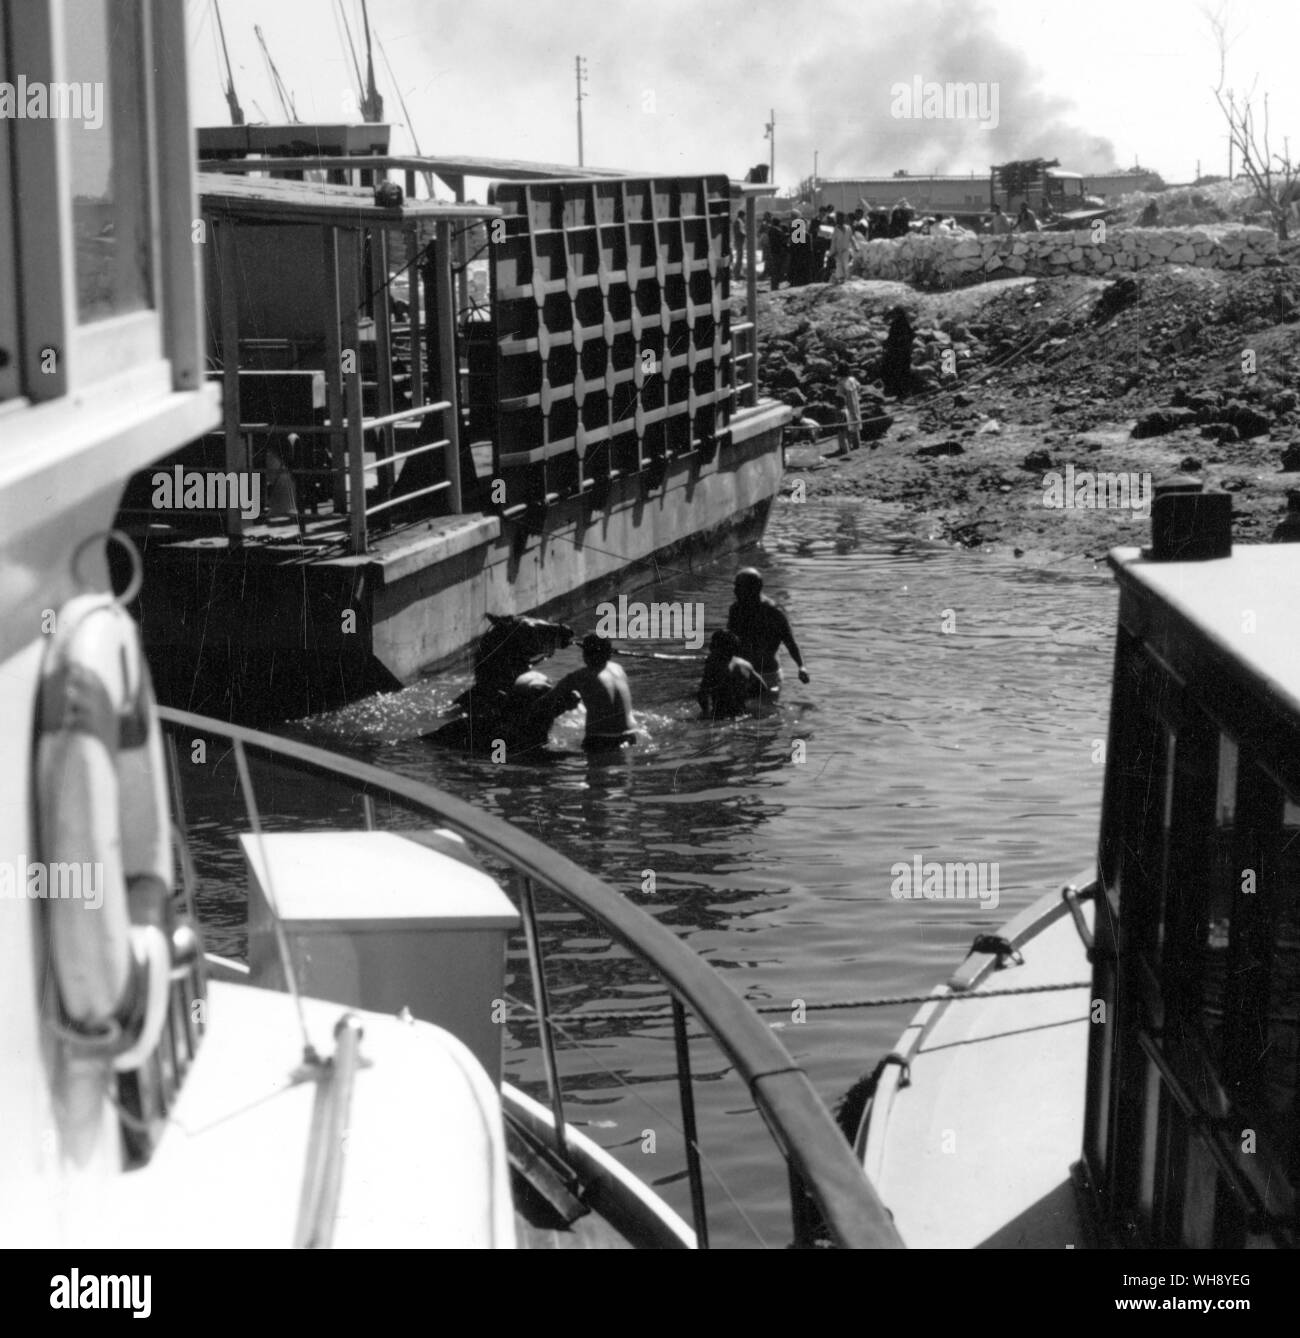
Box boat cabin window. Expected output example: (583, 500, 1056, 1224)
(66, 0, 154, 323)
(1091, 631, 1299, 1246)
(0, 0, 199, 404)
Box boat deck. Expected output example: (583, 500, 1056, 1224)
(861, 893, 1094, 1249)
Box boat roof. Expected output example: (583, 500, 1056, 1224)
(1109, 543, 1300, 720)
(196, 170, 502, 224)
(197, 152, 633, 182)
(198, 154, 764, 198)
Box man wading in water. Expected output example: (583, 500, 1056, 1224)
(547, 633, 640, 752)
(697, 629, 765, 719)
(726, 569, 810, 699)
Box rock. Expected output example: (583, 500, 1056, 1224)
(916, 439, 965, 457)
(1022, 448, 1053, 471)
(782, 388, 807, 409)
(1131, 407, 1199, 438)
(1186, 392, 1222, 422)
(1224, 401, 1271, 439)
(1280, 442, 1300, 471)
(1200, 423, 1240, 443)
(770, 364, 802, 390)
(977, 418, 1002, 435)
(1179, 456, 1203, 472)
(952, 392, 973, 408)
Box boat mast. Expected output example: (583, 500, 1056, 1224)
(254, 24, 299, 123)
(358, 0, 384, 123)
(376, 33, 435, 197)
(213, 0, 244, 126)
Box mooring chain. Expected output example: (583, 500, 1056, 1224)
(511, 977, 1093, 1026)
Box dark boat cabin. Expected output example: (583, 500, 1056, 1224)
(1085, 532, 1300, 1248)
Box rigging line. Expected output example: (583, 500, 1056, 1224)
(230, 739, 321, 1066)
(535, 978, 1096, 1022)
(504, 992, 771, 1248)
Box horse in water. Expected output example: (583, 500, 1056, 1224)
(426, 613, 574, 756)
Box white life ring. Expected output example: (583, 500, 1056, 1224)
(36, 592, 174, 1072)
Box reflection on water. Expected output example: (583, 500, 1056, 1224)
(190, 499, 1116, 1246)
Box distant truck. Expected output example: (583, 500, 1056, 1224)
(991, 159, 1110, 230)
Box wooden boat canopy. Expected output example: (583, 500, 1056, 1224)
(196, 171, 501, 226)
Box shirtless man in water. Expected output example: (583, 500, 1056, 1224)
(697, 630, 764, 719)
(726, 568, 810, 699)
(547, 633, 639, 752)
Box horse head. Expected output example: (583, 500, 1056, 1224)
(475, 613, 574, 688)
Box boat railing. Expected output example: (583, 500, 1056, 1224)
(158, 705, 903, 1250)
(119, 395, 458, 554)
(732, 321, 759, 409)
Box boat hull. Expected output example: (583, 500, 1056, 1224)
(858, 883, 1095, 1249)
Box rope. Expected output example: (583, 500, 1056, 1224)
(512, 977, 1092, 1026)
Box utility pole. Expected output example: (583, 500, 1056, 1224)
(575, 55, 588, 166)
(764, 109, 775, 184)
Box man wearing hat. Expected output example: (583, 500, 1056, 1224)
(726, 569, 810, 699)
(547, 633, 640, 752)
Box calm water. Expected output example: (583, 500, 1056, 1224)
(193, 498, 1117, 1247)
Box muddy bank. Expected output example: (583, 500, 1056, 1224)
(739, 251, 1300, 562)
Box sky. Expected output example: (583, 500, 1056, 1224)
(185, 0, 1300, 192)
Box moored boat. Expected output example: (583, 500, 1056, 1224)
(0, 0, 896, 1252)
(859, 484, 1299, 1249)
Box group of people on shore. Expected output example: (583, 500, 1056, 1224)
(543, 569, 809, 753)
(744, 197, 1053, 290)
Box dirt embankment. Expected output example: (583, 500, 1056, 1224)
(741, 245, 1300, 562)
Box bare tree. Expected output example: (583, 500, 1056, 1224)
(1206, 3, 1299, 240)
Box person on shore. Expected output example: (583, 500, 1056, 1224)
(1139, 200, 1160, 227)
(696, 630, 764, 719)
(545, 633, 639, 752)
(880, 306, 915, 400)
(727, 569, 810, 698)
(763, 212, 788, 290)
(830, 212, 854, 283)
(815, 205, 835, 281)
(732, 212, 747, 277)
(1015, 202, 1041, 233)
(787, 207, 812, 286)
(833, 361, 862, 454)
(888, 199, 914, 238)
(988, 202, 1013, 235)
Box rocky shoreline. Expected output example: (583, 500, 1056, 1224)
(741, 246, 1300, 563)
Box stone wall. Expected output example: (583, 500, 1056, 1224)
(852, 225, 1278, 289)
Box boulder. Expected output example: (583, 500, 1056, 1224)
(1132, 407, 1199, 438)
(1224, 401, 1271, 439)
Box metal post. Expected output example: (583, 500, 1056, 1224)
(434, 219, 464, 513)
(405, 228, 424, 410)
(745, 195, 758, 407)
(671, 998, 709, 1248)
(369, 227, 395, 501)
(575, 55, 586, 167)
(345, 364, 367, 554)
(768, 108, 775, 184)
(322, 226, 347, 515)
(517, 876, 568, 1160)
(216, 219, 244, 542)
(449, 176, 469, 317)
